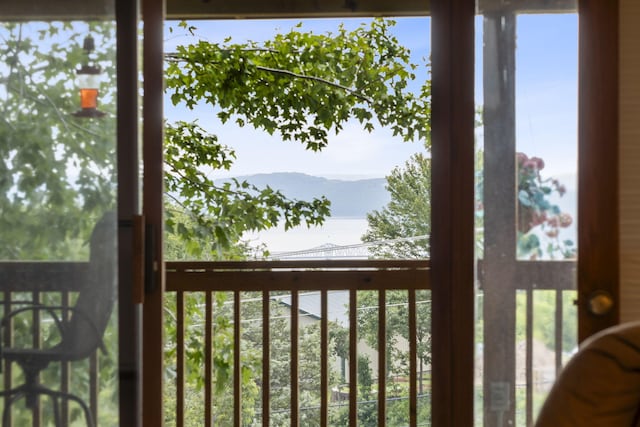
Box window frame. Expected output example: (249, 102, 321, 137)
(137, 0, 619, 425)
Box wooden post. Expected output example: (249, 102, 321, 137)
(577, 0, 619, 341)
(142, 0, 166, 424)
(117, 0, 142, 425)
(430, 0, 476, 425)
(481, 11, 518, 427)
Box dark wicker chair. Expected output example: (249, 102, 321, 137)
(0, 212, 116, 427)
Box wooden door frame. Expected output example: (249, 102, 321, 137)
(134, 1, 620, 425)
(117, 0, 168, 424)
(430, 0, 476, 425)
(577, 0, 619, 341)
(429, 1, 620, 425)
(116, 0, 143, 426)
(141, 0, 166, 426)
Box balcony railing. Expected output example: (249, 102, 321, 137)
(0, 262, 100, 427)
(165, 259, 430, 427)
(166, 258, 576, 427)
(0, 258, 575, 426)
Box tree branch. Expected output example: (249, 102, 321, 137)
(254, 65, 373, 104)
(163, 52, 373, 104)
(166, 167, 225, 197)
(164, 192, 189, 210)
(165, 166, 262, 200)
(165, 48, 280, 60)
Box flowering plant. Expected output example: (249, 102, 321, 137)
(516, 152, 575, 259)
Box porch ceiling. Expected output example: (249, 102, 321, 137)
(0, 0, 577, 21)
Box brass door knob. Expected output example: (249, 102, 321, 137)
(588, 290, 614, 316)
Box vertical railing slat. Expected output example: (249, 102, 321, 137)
(262, 291, 270, 427)
(320, 290, 328, 427)
(32, 291, 41, 427)
(526, 289, 534, 426)
(3, 292, 12, 426)
(349, 290, 357, 427)
(176, 291, 185, 427)
(378, 290, 386, 427)
(291, 291, 299, 427)
(555, 290, 563, 376)
(205, 292, 213, 427)
(61, 291, 70, 427)
(234, 291, 242, 427)
(408, 289, 417, 427)
(90, 351, 99, 424)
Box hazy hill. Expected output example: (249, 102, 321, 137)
(222, 172, 390, 218)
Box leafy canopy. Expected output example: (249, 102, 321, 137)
(0, 22, 116, 259)
(0, 19, 430, 260)
(163, 19, 430, 257)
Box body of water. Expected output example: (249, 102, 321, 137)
(242, 188, 577, 259)
(244, 217, 369, 253)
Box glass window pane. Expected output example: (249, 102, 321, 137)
(474, 3, 578, 426)
(163, 18, 431, 262)
(162, 16, 432, 426)
(0, 14, 118, 426)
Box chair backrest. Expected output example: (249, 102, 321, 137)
(60, 211, 117, 360)
(535, 321, 640, 427)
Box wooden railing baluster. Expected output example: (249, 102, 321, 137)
(177, 291, 185, 427)
(555, 291, 563, 376)
(378, 290, 386, 427)
(409, 289, 417, 427)
(234, 291, 242, 427)
(32, 291, 41, 427)
(61, 291, 70, 427)
(204, 292, 212, 427)
(90, 351, 98, 424)
(526, 289, 534, 427)
(349, 290, 357, 427)
(2, 291, 12, 427)
(262, 290, 270, 427)
(291, 291, 299, 427)
(320, 289, 328, 427)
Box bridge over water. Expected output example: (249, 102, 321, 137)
(268, 235, 428, 260)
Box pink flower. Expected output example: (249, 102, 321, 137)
(531, 211, 547, 227)
(530, 157, 545, 170)
(516, 152, 528, 166)
(548, 216, 560, 227)
(546, 229, 559, 238)
(559, 213, 572, 228)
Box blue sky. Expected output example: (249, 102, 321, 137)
(165, 17, 431, 180)
(164, 14, 578, 183)
(513, 14, 578, 184)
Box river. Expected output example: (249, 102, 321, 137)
(243, 217, 369, 254)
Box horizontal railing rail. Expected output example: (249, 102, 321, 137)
(476, 260, 576, 291)
(167, 260, 430, 292)
(0, 262, 89, 292)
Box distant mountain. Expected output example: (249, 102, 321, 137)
(221, 172, 390, 218)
